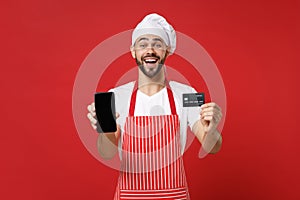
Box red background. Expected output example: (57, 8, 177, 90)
(1, 0, 300, 199)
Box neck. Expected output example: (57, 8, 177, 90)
(138, 67, 166, 96)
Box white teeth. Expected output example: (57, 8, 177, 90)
(145, 59, 156, 62)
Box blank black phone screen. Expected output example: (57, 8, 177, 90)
(94, 92, 117, 133)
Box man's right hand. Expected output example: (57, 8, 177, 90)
(87, 102, 120, 135)
(87, 102, 98, 130)
(87, 102, 120, 159)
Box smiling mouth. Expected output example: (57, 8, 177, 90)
(143, 57, 159, 64)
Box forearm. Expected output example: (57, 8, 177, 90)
(193, 120, 222, 154)
(97, 132, 119, 159)
(201, 130, 222, 154)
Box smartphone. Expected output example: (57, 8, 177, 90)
(94, 92, 117, 133)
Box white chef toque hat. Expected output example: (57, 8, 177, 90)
(132, 13, 176, 54)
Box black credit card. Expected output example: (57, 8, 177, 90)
(183, 93, 205, 107)
(94, 92, 117, 133)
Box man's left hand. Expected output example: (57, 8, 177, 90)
(200, 102, 222, 134)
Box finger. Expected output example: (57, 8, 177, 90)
(200, 102, 214, 109)
(203, 115, 213, 121)
(213, 114, 220, 123)
(116, 112, 120, 119)
(203, 112, 221, 123)
(87, 103, 96, 112)
(216, 112, 222, 121)
(91, 102, 95, 111)
(200, 106, 217, 115)
(200, 107, 214, 115)
(201, 111, 214, 118)
(201, 112, 221, 124)
(201, 108, 221, 116)
(87, 113, 97, 125)
(87, 104, 97, 117)
(201, 111, 213, 119)
(201, 102, 221, 111)
(87, 104, 92, 112)
(115, 124, 121, 138)
(91, 123, 97, 130)
(210, 114, 222, 126)
(200, 106, 213, 113)
(201, 107, 222, 118)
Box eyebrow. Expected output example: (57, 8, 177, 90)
(137, 37, 149, 42)
(152, 38, 163, 42)
(136, 37, 164, 43)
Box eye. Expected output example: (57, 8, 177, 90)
(153, 42, 163, 49)
(137, 42, 147, 49)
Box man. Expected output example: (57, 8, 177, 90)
(87, 13, 222, 200)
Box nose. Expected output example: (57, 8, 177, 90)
(145, 45, 155, 53)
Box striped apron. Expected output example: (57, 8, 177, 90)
(114, 86, 189, 200)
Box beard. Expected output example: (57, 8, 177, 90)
(135, 53, 167, 78)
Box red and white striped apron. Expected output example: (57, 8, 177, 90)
(114, 86, 190, 200)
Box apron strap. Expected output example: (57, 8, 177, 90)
(129, 83, 177, 116)
(128, 88, 138, 117)
(167, 87, 177, 115)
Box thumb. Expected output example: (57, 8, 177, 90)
(115, 124, 121, 139)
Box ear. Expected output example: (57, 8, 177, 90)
(166, 46, 171, 57)
(165, 46, 171, 57)
(130, 46, 136, 59)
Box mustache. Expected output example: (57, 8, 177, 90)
(142, 53, 160, 61)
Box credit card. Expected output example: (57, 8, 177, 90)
(183, 93, 205, 107)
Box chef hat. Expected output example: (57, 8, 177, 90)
(132, 13, 176, 54)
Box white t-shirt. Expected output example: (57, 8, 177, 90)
(109, 81, 201, 156)
(135, 87, 172, 116)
